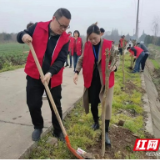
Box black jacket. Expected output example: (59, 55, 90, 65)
(130, 47, 137, 56)
(138, 43, 148, 53)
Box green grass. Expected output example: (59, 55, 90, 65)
(150, 59, 160, 69)
(149, 44, 160, 52)
(27, 101, 101, 159)
(27, 53, 146, 159)
(111, 54, 145, 137)
(0, 42, 28, 71)
(0, 64, 25, 73)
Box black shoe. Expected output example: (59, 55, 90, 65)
(105, 132, 111, 146)
(92, 122, 99, 131)
(32, 129, 42, 141)
(53, 132, 65, 142)
(65, 64, 69, 67)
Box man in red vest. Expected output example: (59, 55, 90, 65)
(127, 46, 145, 73)
(17, 8, 71, 141)
(65, 31, 74, 68)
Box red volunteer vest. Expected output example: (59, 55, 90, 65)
(68, 37, 74, 56)
(129, 46, 143, 58)
(75, 37, 82, 56)
(82, 39, 114, 89)
(24, 21, 69, 88)
(120, 38, 127, 48)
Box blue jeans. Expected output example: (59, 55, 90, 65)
(133, 52, 145, 72)
(73, 52, 80, 71)
(69, 54, 72, 67)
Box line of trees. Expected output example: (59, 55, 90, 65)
(144, 16, 160, 46)
(0, 33, 17, 42)
(103, 29, 125, 44)
(144, 35, 160, 46)
(1, 30, 159, 47)
(103, 29, 147, 44)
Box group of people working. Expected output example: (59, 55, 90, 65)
(17, 8, 149, 148)
(118, 35, 149, 73)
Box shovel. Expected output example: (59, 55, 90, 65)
(28, 43, 83, 159)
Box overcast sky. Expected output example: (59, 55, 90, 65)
(0, 0, 160, 37)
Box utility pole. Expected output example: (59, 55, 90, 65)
(135, 0, 140, 41)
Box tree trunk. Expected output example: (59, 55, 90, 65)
(101, 48, 110, 157)
(122, 40, 125, 89)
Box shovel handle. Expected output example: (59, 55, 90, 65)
(28, 43, 67, 136)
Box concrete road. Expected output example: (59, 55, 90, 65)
(0, 67, 83, 158)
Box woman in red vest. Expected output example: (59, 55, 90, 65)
(73, 30, 82, 72)
(118, 35, 127, 55)
(65, 31, 74, 68)
(127, 46, 145, 73)
(73, 23, 119, 146)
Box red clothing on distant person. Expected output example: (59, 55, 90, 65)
(129, 46, 144, 58)
(68, 36, 74, 56)
(119, 38, 127, 48)
(74, 37, 82, 56)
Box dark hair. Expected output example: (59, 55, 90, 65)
(100, 28, 105, 33)
(26, 22, 34, 29)
(127, 47, 131, 50)
(68, 31, 72, 34)
(73, 30, 80, 37)
(54, 8, 71, 20)
(86, 23, 100, 41)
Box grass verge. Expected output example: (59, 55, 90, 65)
(150, 59, 160, 69)
(26, 53, 150, 159)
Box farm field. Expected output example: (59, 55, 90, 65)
(0, 43, 28, 72)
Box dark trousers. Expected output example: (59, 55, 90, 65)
(118, 48, 123, 55)
(91, 103, 99, 123)
(26, 75, 62, 135)
(141, 53, 149, 70)
(66, 51, 72, 67)
(73, 52, 80, 71)
(89, 67, 101, 123)
(133, 52, 145, 72)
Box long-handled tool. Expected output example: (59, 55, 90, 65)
(28, 43, 83, 159)
(101, 48, 110, 157)
(101, 49, 119, 157)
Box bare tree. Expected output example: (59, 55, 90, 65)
(152, 16, 160, 44)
